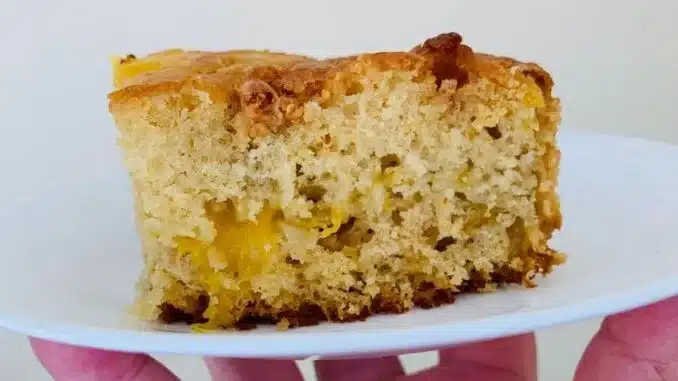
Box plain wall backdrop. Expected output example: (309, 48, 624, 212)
(0, 1, 676, 379)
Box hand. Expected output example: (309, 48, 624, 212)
(29, 296, 677, 381)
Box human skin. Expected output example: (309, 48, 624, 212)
(29, 296, 677, 381)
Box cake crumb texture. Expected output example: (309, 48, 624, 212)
(108, 32, 565, 329)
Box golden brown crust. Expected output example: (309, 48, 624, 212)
(108, 32, 554, 135)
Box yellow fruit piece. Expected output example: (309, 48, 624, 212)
(190, 322, 219, 333)
(175, 236, 209, 268)
(174, 200, 281, 281)
(287, 207, 346, 237)
(319, 208, 345, 238)
(207, 200, 281, 279)
(111, 56, 163, 88)
(523, 82, 545, 108)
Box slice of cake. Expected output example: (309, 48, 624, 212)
(108, 32, 565, 330)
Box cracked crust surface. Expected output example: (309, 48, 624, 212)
(109, 33, 553, 137)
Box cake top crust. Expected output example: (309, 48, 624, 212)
(108, 32, 554, 136)
(109, 33, 552, 102)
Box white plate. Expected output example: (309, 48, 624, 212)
(0, 130, 677, 359)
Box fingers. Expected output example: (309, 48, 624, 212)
(574, 296, 678, 381)
(205, 358, 303, 381)
(401, 333, 537, 381)
(205, 355, 403, 381)
(29, 338, 178, 381)
(314, 356, 405, 381)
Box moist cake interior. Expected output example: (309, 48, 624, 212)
(108, 33, 564, 329)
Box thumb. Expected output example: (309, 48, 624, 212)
(574, 296, 678, 380)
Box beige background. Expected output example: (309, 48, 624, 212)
(0, 0, 676, 379)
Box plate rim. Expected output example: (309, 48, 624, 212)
(1, 277, 676, 358)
